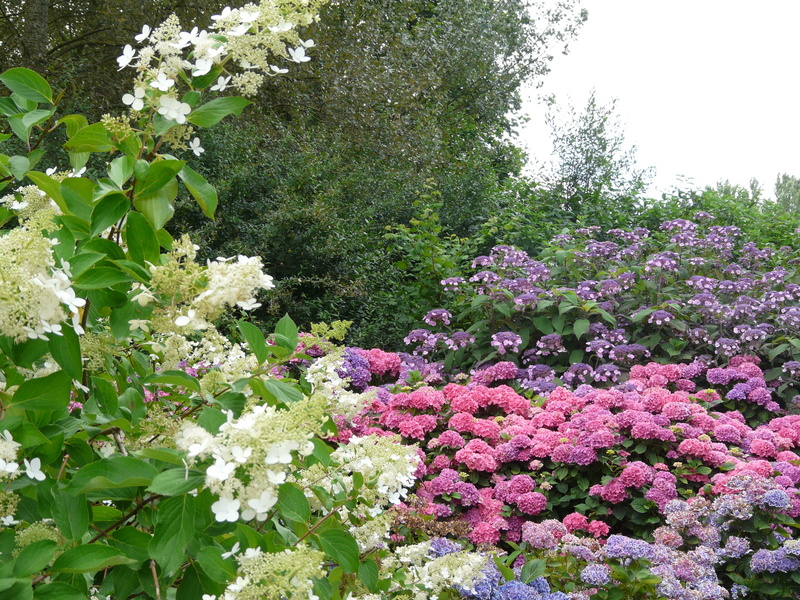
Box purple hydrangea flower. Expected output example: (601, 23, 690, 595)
(491, 331, 522, 355)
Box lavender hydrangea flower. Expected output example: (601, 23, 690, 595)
(423, 309, 452, 326)
(580, 564, 611, 586)
(491, 331, 522, 355)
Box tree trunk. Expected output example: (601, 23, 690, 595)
(22, 0, 49, 72)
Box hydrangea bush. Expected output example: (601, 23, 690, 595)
(400, 220, 800, 419)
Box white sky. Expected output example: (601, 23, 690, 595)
(517, 1, 800, 199)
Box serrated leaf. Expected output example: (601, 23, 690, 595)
(520, 558, 546, 583)
(48, 325, 82, 380)
(73, 266, 132, 289)
(572, 318, 590, 339)
(63, 122, 113, 152)
(358, 560, 379, 592)
(195, 547, 236, 581)
(149, 495, 196, 575)
(124, 211, 160, 266)
(136, 159, 185, 198)
(50, 490, 89, 541)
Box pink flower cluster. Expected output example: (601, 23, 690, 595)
(353, 347, 402, 379)
(339, 354, 800, 543)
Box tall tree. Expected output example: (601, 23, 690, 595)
(775, 173, 800, 213)
(542, 90, 653, 228)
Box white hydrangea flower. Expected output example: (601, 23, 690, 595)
(157, 96, 191, 124)
(117, 44, 136, 69)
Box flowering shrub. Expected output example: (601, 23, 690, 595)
(400, 221, 800, 417)
(0, 7, 497, 600)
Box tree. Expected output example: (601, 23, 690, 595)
(170, 0, 588, 347)
(541, 90, 653, 229)
(775, 173, 800, 213)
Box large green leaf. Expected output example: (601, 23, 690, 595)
(135, 160, 185, 198)
(316, 530, 360, 574)
(277, 483, 310, 523)
(13, 539, 57, 576)
(187, 97, 252, 127)
(10, 370, 72, 411)
(124, 211, 160, 266)
(72, 266, 132, 289)
(237, 320, 268, 364)
(178, 165, 218, 219)
(147, 468, 205, 496)
(142, 370, 201, 394)
(149, 495, 196, 575)
(32, 582, 86, 600)
(133, 177, 177, 230)
(89, 192, 130, 237)
(63, 123, 113, 153)
(48, 325, 82, 380)
(50, 545, 136, 573)
(50, 490, 89, 541)
(63, 456, 158, 494)
(0, 68, 53, 103)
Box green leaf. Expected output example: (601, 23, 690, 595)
(195, 547, 236, 581)
(0, 68, 53, 103)
(316, 530, 360, 574)
(278, 483, 311, 523)
(124, 210, 160, 266)
(48, 325, 82, 380)
(57, 115, 89, 138)
(237, 320, 268, 364)
(32, 582, 85, 600)
(520, 558, 546, 583)
(72, 266, 132, 289)
(358, 560, 379, 593)
(108, 156, 136, 188)
(50, 490, 89, 541)
(249, 378, 304, 404)
(572, 318, 590, 339)
(142, 370, 201, 394)
(63, 123, 113, 153)
(13, 539, 58, 576)
(10, 370, 71, 411)
(51, 545, 136, 573)
(275, 314, 299, 350)
(187, 97, 252, 127)
(63, 456, 158, 494)
(147, 468, 205, 496)
(149, 495, 196, 575)
(492, 555, 515, 581)
(90, 192, 129, 237)
(178, 165, 218, 219)
(8, 155, 29, 180)
(136, 160, 185, 198)
(133, 177, 177, 230)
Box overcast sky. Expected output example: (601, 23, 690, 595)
(518, 1, 800, 199)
